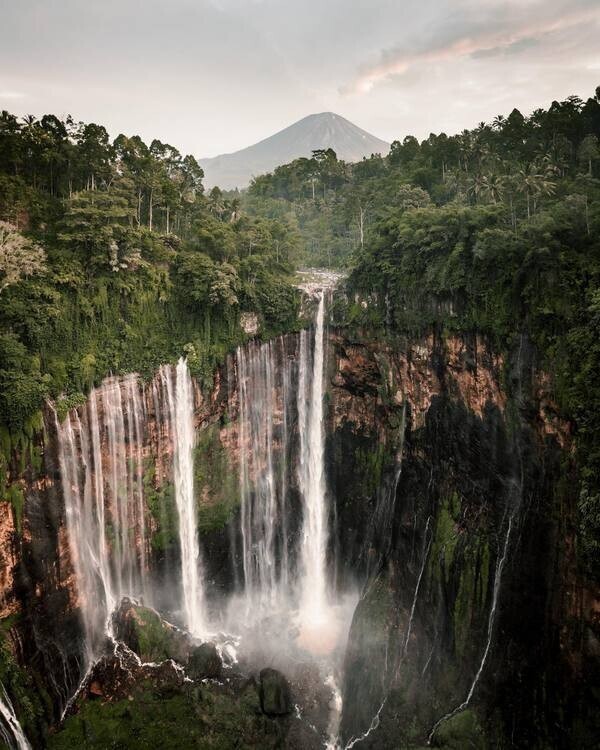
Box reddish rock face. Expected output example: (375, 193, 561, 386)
(0, 500, 18, 618)
(329, 331, 570, 447)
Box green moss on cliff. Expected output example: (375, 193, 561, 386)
(453, 538, 490, 661)
(354, 443, 388, 497)
(5, 484, 24, 534)
(194, 422, 238, 533)
(429, 493, 460, 580)
(432, 709, 487, 749)
(143, 459, 178, 553)
(48, 682, 283, 749)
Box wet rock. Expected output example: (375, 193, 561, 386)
(259, 668, 292, 716)
(187, 642, 223, 680)
(112, 598, 191, 664)
(71, 641, 185, 709)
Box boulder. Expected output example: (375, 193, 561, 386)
(188, 642, 223, 680)
(259, 668, 292, 716)
(112, 598, 191, 664)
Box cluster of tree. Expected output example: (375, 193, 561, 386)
(0, 112, 205, 234)
(245, 89, 600, 268)
(0, 112, 302, 447)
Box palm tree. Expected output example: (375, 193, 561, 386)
(492, 114, 506, 131)
(227, 197, 241, 223)
(467, 173, 486, 204)
(518, 164, 556, 218)
(501, 173, 519, 231)
(482, 174, 504, 204)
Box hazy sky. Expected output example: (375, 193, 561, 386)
(1, 0, 599, 158)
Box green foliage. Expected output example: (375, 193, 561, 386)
(0, 110, 302, 452)
(335, 88, 600, 580)
(126, 606, 183, 664)
(354, 443, 387, 496)
(432, 709, 487, 749)
(143, 460, 178, 553)
(48, 683, 280, 749)
(6, 483, 24, 533)
(194, 423, 239, 533)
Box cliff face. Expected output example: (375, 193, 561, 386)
(326, 330, 598, 749)
(0, 328, 598, 748)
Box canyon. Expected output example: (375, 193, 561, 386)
(0, 281, 598, 749)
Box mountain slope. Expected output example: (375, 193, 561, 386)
(200, 112, 390, 189)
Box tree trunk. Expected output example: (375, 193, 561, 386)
(585, 195, 590, 235)
(359, 206, 365, 249)
(149, 188, 153, 231)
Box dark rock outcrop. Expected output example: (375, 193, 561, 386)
(188, 642, 223, 680)
(112, 598, 192, 664)
(259, 668, 293, 716)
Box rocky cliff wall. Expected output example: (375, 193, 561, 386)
(326, 329, 598, 749)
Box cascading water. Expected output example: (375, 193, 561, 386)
(0, 682, 31, 750)
(235, 338, 293, 618)
(160, 358, 205, 637)
(54, 374, 151, 658)
(297, 290, 329, 627)
(55, 360, 206, 661)
(46, 270, 362, 748)
(228, 277, 351, 660)
(230, 288, 334, 634)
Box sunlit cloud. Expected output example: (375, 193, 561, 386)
(346, 5, 600, 94)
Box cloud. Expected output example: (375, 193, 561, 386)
(470, 36, 540, 59)
(0, 90, 26, 100)
(346, 4, 600, 94)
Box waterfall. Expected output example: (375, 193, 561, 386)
(403, 515, 433, 656)
(298, 290, 329, 626)
(54, 272, 337, 665)
(55, 376, 150, 658)
(231, 287, 334, 636)
(55, 361, 207, 660)
(234, 337, 293, 618)
(0, 683, 31, 750)
(162, 358, 205, 637)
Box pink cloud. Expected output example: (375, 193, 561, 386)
(348, 5, 600, 94)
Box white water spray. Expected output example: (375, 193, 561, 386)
(55, 361, 208, 664)
(0, 683, 31, 750)
(235, 338, 293, 618)
(168, 358, 205, 637)
(54, 375, 155, 660)
(298, 291, 329, 627)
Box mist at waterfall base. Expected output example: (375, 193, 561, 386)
(52, 278, 357, 741)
